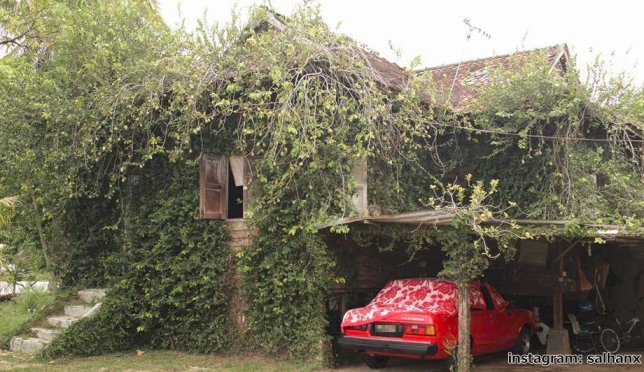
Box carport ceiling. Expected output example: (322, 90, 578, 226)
(319, 210, 643, 243)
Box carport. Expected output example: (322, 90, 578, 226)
(321, 210, 644, 355)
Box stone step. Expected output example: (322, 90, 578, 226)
(47, 315, 77, 328)
(31, 327, 62, 341)
(80, 302, 102, 319)
(64, 305, 94, 318)
(9, 337, 49, 354)
(77, 288, 107, 304)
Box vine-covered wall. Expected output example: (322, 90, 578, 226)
(46, 153, 234, 357)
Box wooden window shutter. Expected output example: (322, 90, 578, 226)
(200, 154, 228, 219)
(229, 156, 245, 187)
(351, 160, 368, 215)
(243, 157, 255, 219)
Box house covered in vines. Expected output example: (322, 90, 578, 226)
(16, 5, 643, 360)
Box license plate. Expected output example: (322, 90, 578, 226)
(374, 324, 398, 333)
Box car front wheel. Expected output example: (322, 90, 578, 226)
(363, 354, 389, 369)
(512, 326, 531, 355)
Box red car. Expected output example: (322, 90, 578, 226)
(339, 278, 534, 369)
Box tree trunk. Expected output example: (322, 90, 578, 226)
(29, 187, 57, 292)
(457, 275, 471, 372)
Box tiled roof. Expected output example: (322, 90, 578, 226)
(361, 51, 408, 92)
(419, 45, 569, 111)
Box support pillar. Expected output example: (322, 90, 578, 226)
(547, 242, 571, 354)
(225, 219, 259, 330)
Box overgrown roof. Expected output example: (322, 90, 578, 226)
(259, 9, 569, 102)
(257, 9, 408, 92)
(419, 44, 570, 111)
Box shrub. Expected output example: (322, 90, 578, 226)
(43, 293, 136, 358)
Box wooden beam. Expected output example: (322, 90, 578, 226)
(553, 240, 579, 264)
(553, 242, 565, 330)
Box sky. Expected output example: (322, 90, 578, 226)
(160, 0, 643, 85)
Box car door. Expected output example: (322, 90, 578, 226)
(484, 283, 516, 349)
(475, 284, 505, 354)
(470, 284, 497, 355)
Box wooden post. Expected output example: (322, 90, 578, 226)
(547, 241, 571, 354)
(553, 242, 564, 330)
(457, 277, 471, 372)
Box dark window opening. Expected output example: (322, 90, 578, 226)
(481, 285, 496, 310)
(227, 165, 244, 219)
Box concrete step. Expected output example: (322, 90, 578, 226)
(31, 327, 62, 341)
(9, 337, 49, 354)
(64, 305, 94, 318)
(77, 289, 107, 304)
(47, 315, 77, 328)
(80, 302, 102, 319)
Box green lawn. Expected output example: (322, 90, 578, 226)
(0, 301, 33, 343)
(0, 351, 323, 371)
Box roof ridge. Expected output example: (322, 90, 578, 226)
(417, 44, 563, 73)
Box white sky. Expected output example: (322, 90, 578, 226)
(161, 0, 643, 85)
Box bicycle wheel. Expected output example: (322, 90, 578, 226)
(573, 335, 595, 354)
(600, 328, 620, 353)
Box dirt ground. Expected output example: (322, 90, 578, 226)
(0, 349, 642, 371)
(335, 349, 644, 372)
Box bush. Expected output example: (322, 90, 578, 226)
(43, 293, 136, 359)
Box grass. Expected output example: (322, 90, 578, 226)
(15, 289, 55, 313)
(0, 290, 70, 349)
(0, 301, 33, 342)
(0, 351, 323, 371)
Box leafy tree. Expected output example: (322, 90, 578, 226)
(423, 178, 518, 371)
(0, 0, 185, 290)
(0, 195, 18, 228)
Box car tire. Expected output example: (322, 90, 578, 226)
(445, 355, 456, 372)
(512, 326, 531, 355)
(363, 354, 389, 369)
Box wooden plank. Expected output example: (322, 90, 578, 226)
(553, 243, 565, 330)
(518, 240, 549, 266)
(243, 157, 255, 219)
(229, 156, 245, 187)
(553, 240, 579, 264)
(200, 154, 227, 219)
(351, 160, 368, 216)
